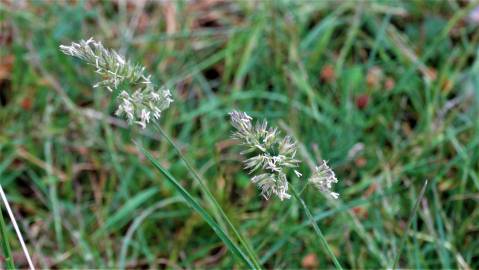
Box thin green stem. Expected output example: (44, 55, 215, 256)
(391, 179, 429, 269)
(153, 123, 262, 269)
(0, 205, 15, 269)
(290, 185, 343, 270)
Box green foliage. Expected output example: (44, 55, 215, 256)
(1, 1, 478, 268)
(0, 208, 15, 269)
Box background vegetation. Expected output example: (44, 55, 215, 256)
(1, 0, 479, 268)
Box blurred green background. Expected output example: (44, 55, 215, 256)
(1, 0, 479, 268)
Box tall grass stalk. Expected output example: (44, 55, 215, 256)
(290, 185, 343, 269)
(153, 123, 263, 269)
(0, 184, 35, 270)
(136, 143, 256, 268)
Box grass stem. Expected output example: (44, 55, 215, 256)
(137, 143, 255, 268)
(154, 123, 263, 269)
(290, 185, 343, 270)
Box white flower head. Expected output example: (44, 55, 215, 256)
(309, 160, 340, 199)
(60, 38, 173, 128)
(230, 111, 300, 201)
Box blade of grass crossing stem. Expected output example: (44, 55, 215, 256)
(154, 124, 224, 226)
(392, 179, 429, 269)
(290, 186, 343, 269)
(136, 143, 255, 269)
(0, 202, 15, 269)
(154, 123, 263, 269)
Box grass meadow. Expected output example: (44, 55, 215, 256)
(1, 0, 479, 269)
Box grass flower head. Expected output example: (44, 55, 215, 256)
(308, 160, 340, 199)
(230, 111, 300, 200)
(60, 38, 173, 128)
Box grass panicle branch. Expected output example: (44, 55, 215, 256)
(308, 160, 340, 199)
(230, 111, 301, 200)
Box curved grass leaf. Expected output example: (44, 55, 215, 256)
(153, 124, 263, 269)
(136, 142, 254, 269)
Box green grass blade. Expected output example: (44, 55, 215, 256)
(95, 188, 159, 237)
(392, 179, 429, 269)
(0, 204, 15, 269)
(154, 124, 263, 269)
(290, 186, 343, 269)
(118, 197, 182, 270)
(0, 161, 15, 269)
(136, 142, 255, 269)
(290, 186, 343, 270)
